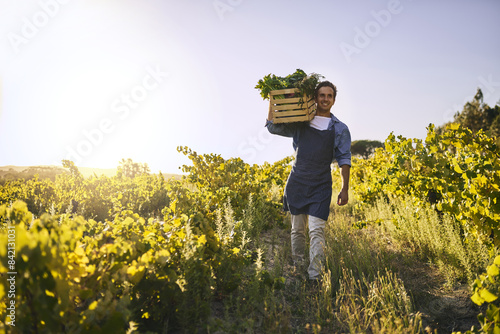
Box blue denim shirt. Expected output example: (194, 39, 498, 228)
(265, 114, 352, 167)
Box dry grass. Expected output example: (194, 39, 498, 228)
(207, 193, 492, 333)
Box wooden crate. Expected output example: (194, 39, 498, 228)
(269, 88, 316, 123)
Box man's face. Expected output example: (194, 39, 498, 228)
(315, 86, 335, 113)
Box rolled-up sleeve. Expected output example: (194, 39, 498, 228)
(334, 126, 352, 167)
(265, 119, 297, 138)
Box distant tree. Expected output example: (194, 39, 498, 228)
(117, 158, 151, 178)
(438, 88, 500, 139)
(0, 170, 17, 184)
(351, 140, 384, 159)
(62, 160, 83, 179)
(491, 114, 500, 138)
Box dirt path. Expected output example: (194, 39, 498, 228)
(260, 225, 482, 333)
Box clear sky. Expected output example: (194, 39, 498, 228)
(1, 0, 499, 174)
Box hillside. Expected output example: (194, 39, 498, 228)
(0, 165, 181, 180)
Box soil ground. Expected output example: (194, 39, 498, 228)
(259, 226, 482, 333)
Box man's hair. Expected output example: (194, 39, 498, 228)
(314, 81, 337, 99)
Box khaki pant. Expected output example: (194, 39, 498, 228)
(290, 214, 325, 280)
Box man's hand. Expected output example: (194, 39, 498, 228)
(337, 165, 350, 206)
(337, 189, 349, 206)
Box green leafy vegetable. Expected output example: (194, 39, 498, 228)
(255, 69, 324, 100)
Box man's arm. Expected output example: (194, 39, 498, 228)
(265, 114, 299, 138)
(337, 164, 350, 206)
(335, 126, 352, 206)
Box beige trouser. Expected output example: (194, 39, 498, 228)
(291, 214, 326, 280)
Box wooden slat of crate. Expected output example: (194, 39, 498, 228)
(273, 114, 313, 123)
(270, 88, 298, 95)
(269, 88, 316, 123)
(272, 100, 316, 123)
(272, 105, 316, 123)
(272, 97, 315, 112)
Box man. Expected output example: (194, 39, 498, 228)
(265, 81, 351, 281)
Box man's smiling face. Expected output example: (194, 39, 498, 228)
(315, 86, 335, 115)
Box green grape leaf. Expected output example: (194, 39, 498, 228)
(480, 288, 499, 303)
(471, 291, 485, 305)
(488, 264, 500, 277)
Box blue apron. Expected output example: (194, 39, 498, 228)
(283, 123, 335, 221)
